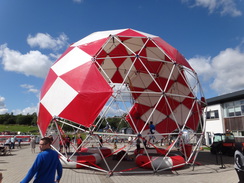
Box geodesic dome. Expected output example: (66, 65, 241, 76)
(37, 28, 206, 174)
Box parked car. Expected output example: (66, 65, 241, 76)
(210, 133, 236, 156)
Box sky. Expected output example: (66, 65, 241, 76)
(0, 0, 244, 115)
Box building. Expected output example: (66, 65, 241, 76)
(205, 89, 244, 146)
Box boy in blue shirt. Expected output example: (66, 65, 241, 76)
(20, 137, 62, 183)
(149, 121, 155, 134)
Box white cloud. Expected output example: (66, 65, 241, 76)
(0, 44, 53, 78)
(0, 96, 8, 114)
(73, 0, 84, 3)
(20, 84, 40, 100)
(188, 56, 213, 81)
(101, 104, 127, 117)
(12, 106, 37, 115)
(20, 84, 39, 94)
(210, 48, 244, 94)
(111, 83, 132, 102)
(182, 0, 242, 17)
(188, 46, 244, 95)
(0, 32, 70, 115)
(50, 53, 62, 61)
(0, 33, 69, 78)
(27, 33, 68, 51)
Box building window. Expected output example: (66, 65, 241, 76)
(228, 107, 235, 117)
(206, 110, 219, 119)
(224, 99, 244, 117)
(232, 131, 244, 137)
(242, 105, 244, 114)
(235, 106, 242, 116)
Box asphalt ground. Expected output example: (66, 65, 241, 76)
(0, 145, 239, 183)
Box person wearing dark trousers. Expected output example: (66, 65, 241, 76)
(234, 142, 244, 183)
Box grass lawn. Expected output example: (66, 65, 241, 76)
(202, 146, 211, 151)
(0, 124, 39, 134)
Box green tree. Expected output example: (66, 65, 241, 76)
(5, 113, 16, 124)
(31, 113, 37, 125)
(0, 114, 8, 124)
(16, 114, 33, 125)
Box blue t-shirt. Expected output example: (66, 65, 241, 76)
(149, 124, 155, 134)
(20, 149, 62, 183)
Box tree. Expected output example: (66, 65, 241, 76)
(3, 113, 16, 124)
(0, 114, 8, 124)
(0, 113, 37, 125)
(31, 113, 37, 125)
(16, 114, 33, 125)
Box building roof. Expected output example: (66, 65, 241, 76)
(206, 89, 244, 105)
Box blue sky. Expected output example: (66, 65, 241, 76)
(0, 0, 244, 115)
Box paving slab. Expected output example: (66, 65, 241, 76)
(0, 146, 239, 183)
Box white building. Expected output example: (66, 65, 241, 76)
(205, 89, 244, 146)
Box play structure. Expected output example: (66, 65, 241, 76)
(37, 29, 207, 175)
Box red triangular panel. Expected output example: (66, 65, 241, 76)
(130, 87, 144, 100)
(186, 103, 202, 130)
(109, 43, 130, 59)
(37, 103, 53, 135)
(117, 29, 146, 37)
(59, 90, 111, 127)
(152, 37, 193, 70)
(40, 69, 58, 99)
(111, 70, 124, 83)
(156, 96, 180, 116)
(111, 57, 128, 68)
(78, 38, 108, 56)
(156, 117, 178, 134)
(59, 62, 113, 127)
(126, 103, 150, 132)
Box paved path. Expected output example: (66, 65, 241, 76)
(0, 146, 239, 183)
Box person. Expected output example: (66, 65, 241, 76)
(0, 172, 2, 183)
(0, 145, 7, 155)
(76, 134, 83, 151)
(17, 138, 22, 148)
(114, 141, 117, 150)
(136, 135, 141, 153)
(143, 137, 147, 148)
(234, 142, 244, 183)
(10, 136, 16, 149)
(30, 136, 36, 153)
(149, 121, 155, 134)
(148, 132, 156, 147)
(64, 135, 71, 153)
(4, 138, 11, 149)
(99, 135, 103, 147)
(59, 137, 64, 153)
(128, 136, 132, 144)
(226, 129, 231, 134)
(20, 137, 62, 183)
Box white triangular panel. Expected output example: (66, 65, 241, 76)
(41, 77, 78, 116)
(52, 47, 92, 76)
(71, 29, 127, 47)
